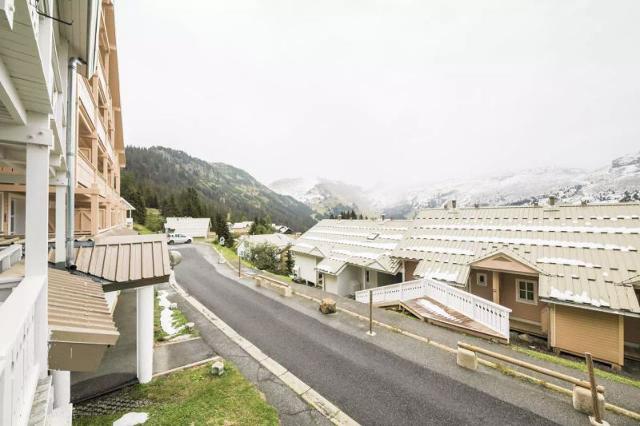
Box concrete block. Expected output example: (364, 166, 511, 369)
(210, 360, 225, 376)
(572, 386, 605, 417)
(456, 348, 478, 370)
(255, 278, 263, 287)
(278, 285, 292, 297)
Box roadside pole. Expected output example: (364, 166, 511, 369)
(367, 290, 375, 336)
(238, 256, 241, 278)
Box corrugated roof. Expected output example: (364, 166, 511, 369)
(292, 219, 410, 275)
(394, 203, 640, 314)
(72, 234, 171, 290)
(0, 263, 119, 371)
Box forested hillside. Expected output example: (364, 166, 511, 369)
(121, 146, 317, 232)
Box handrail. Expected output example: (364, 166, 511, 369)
(355, 278, 511, 339)
(458, 342, 604, 393)
(0, 275, 48, 425)
(0, 244, 22, 272)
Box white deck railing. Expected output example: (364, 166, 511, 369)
(355, 278, 511, 339)
(0, 275, 48, 426)
(0, 245, 22, 273)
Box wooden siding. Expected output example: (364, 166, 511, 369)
(500, 273, 545, 325)
(469, 269, 493, 301)
(553, 305, 623, 366)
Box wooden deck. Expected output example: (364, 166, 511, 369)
(392, 296, 506, 342)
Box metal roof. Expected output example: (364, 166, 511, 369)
(0, 263, 120, 372)
(72, 234, 171, 291)
(394, 203, 640, 314)
(292, 219, 411, 275)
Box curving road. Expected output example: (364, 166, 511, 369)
(173, 245, 555, 425)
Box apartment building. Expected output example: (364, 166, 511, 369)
(295, 203, 640, 368)
(0, 2, 159, 424)
(0, 0, 129, 242)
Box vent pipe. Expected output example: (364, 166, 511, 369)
(548, 195, 557, 207)
(65, 58, 83, 267)
(381, 213, 386, 221)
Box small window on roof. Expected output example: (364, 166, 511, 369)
(367, 233, 379, 240)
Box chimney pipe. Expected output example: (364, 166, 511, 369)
(548, 196, 556, 207)
(381, 214, 386, 221)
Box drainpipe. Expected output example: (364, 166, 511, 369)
(65, 58, 84, 267)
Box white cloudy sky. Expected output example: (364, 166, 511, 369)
(115, 0, 640, 187)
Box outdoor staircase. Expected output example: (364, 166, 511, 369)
(355, 278, 512, 341)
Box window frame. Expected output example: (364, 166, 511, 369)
(515, 279, 537, 305)
(476, 272, 488, 287)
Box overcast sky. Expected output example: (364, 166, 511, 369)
(115, 0, 640, 187)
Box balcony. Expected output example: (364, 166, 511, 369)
(0, 244, 47, 425)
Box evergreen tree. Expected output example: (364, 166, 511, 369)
(285, 249, 295, 274)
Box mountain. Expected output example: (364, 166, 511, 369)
(269, 177, 376, 217)
(270, 151, 640, 219)
(123, 146, 317, 232)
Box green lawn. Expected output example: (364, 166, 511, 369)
(133, 223, 153, 235)
(73, 364, 279, 425)
(511, 345, 640, 389)
(213, 242, 254, 269)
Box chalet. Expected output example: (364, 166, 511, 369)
(392, 203, 640, 368)
(291, 219, 410, 296)
(295, 203, 640, 368)
(230, 221, 253, 236)
(165, 217, 211, 238)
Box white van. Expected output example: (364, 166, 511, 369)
(167, 233, 192, 245)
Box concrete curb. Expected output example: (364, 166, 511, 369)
(152, 356, 222, 379)
(169, 274, 359, 426)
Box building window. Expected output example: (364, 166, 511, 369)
(476, 272, 487, 287)
(365, 270, 370, 282)
(516, 279, 537, 305)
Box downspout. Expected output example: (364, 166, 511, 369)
(65, 58, 84, 267)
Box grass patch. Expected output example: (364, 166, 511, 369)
(133, 223, 153, 235)
(511, 345, 640, 389)
(73, 363, 278, 425)
(213, 242, 253, 269)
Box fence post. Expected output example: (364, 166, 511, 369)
(367, 290, 375, 336)
(585, 353, 604, 424)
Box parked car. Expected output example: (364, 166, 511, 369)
(167, 233, 192, 245)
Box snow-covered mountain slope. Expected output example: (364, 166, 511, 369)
(269, 178, 374, 216)
(270, 151, 640, 219)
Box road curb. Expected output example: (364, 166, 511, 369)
(169, 273, 360, 426)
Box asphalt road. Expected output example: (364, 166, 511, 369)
(174, 245, 556, 425)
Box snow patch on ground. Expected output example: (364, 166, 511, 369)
(417, 299, 461, 322)
(157, 290, 184, 335)
(113, 412, 149, 426)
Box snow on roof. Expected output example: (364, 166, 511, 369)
(395, 203, 640, 313)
